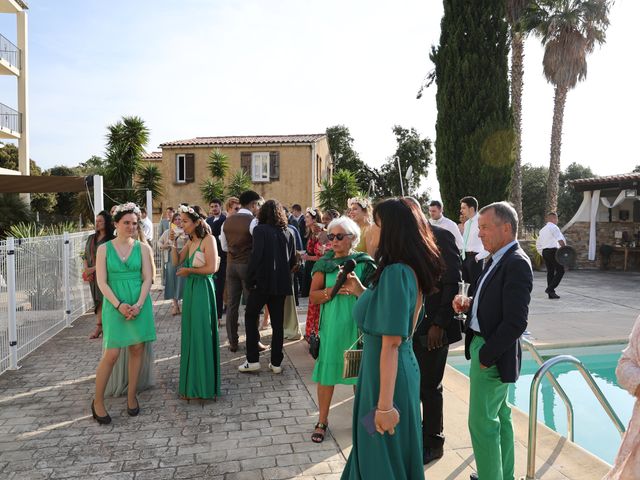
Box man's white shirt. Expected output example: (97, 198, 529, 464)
(219, 209, 256, 252)
(429, 215, 464, 251)
(536, 222, 566, 253)
(462, 214, 485, 253)
(141, 217, 153, 241)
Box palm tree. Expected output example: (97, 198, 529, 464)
(207, 148, 229, 179)
(226, 170, 252, 198)
(527, 0, 611, 213)
(105, 116, 150, 189)
(506, 0, 531, 232)
(134, 163, 164, 206)
(0, 194, 33, 237)
(200, 149, 229, 203)
(317, 170, 361, 212)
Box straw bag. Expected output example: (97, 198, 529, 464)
(342, 334, 364, 379)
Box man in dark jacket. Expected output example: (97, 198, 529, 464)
(239, 201, 296, 374)
(454, 201, 533, 480)
(413, 224, 462, 464)
(208, 199, 227, 325)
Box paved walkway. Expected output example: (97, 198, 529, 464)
(0, 287, 345, 480)
(1, 270, 638, 479)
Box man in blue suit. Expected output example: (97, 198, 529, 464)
(454, 201, 533, 480)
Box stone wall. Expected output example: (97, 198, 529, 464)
(563, 221, 640, 270)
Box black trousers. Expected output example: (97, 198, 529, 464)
(542, 248, 564, 292)
(413, 336, 449, 450)
(462, 253, 483, 292)
(214, 259, 226, 320)
(245, 291, 286, 365)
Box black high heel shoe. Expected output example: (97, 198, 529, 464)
(91, 400, 111, 425)
(127, 397, 140, 417)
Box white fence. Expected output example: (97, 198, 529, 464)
(0, 231, 93, 375)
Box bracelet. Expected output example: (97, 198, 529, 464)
(116, 301, 122, 310)
(323, 288, 330, 301)
(376, 407, 395, 414)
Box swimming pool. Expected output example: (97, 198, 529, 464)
(448, 343, 635, 464)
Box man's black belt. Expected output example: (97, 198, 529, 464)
(471, 330, 483, 338)
(465, 251, 479, 257)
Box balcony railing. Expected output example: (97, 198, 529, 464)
(0, 103, 21, 134)
(0, 34, 20, 70)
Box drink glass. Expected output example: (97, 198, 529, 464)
(455, 281, 471, 321)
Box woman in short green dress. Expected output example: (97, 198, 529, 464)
(309, 217, 376, 443)
(92, 203, 156, 424)
(171, 205, 220, 400)
(340, 198, 443, 480)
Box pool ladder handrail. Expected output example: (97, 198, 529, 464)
(522, 337, 626, 480)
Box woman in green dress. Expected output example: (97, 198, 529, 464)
(308, 217, 376, 443)
(92, 203, 156, 424)
(170, 205, 220, 400)
(340, 198, 443, 480)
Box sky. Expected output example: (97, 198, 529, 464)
(0, 0, 638, 203)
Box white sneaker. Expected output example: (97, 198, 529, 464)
(269, 363, 282, 374)
(238, 360, 261, 373)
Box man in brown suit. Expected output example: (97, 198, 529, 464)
(220, 190, 262, 351)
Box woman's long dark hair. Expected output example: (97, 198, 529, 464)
(370, 198, 443, 296)
(258, 200, 288, 230)
(95, 210, 115, 243)
(185, 205, 208, 239)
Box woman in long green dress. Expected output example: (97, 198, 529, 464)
(92, 203, 156, 424)
(340, 198, 443, 480)
(308, 217, 376, 443)
(171, 205, 220, 400)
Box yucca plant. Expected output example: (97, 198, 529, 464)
(317, 169, 361, 212)
(6, 221, 81, 238)
(208, 148, 229, 179)
(200, 178, 226, 204)
(226, 170, 253, 198)
(134, 162, 164, 206)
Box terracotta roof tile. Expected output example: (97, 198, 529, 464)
(568, 173, 640, 185)
(160, 134, 326, 148)
(142, 151, 163, 160)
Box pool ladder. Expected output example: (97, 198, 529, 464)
(521, 336, 626, 480)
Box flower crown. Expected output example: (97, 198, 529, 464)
(306, 207, 319, 218)
(114, 202, 141, 216)
(178, 205, 196, 215)
(348, 197, 371, 210)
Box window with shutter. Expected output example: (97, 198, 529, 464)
(176, 154, 186, 183)
(269, 151, 280, 181)
(241, 152, 251, 174)
(251, 152, 270, 182)
(185, 153, 195, 183)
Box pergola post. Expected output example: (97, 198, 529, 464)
(93, 175, 104, 217)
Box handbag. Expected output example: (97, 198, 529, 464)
(82, 270, 95, 283)
(192, 250, 206, 268)
(309, 330, 320, 359)
(342, 334, 364, 379)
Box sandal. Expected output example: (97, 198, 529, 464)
(89, 324, 103, 339)
(311, 422, 328, 443)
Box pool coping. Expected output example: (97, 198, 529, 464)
(449, 337, 629, 356)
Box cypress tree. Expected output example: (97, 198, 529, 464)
(431, 0, 514, 217)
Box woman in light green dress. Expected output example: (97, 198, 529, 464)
(308, 217, 376, 443)
(340, 198, 443, 480)
(92, 203, 156, 424)
(171, 205, 220, 400)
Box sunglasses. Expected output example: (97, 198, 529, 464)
(327, 233, 353, 241)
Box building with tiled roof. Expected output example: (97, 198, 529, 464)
(153, 133, 332, 210)
(562, 171, 640, 270)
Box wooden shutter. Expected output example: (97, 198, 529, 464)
(241, 152, 251, 175)
(269, 151, 280, 181)
(185, 153, 195, 183)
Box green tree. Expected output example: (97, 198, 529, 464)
(507, 0, 533, 232)
(376, 126, 432, 197)
(633, 165, 640, 173)
(521, 163, 549, 229)
(226, 170, 252, 198)
(0, 194, 33, 237)
(325, 125, 377, 193)
(431, 0, 514, 218)
(557, 162, 594, 223)
(200, 149, 229, 204)
(134, 163, 164, 206)
(0, 143, 18, 170)
(526, 0, 611, 213)
(47, 165, 78, 219)
(104, 116, 150, 190)
(77, 155, 107, 176)
(317, 170, 361, 212)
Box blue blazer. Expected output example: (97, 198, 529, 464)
(464, 243, 533, 383)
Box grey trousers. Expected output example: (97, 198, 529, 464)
(225, 262, 250, 346)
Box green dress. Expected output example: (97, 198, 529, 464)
(341, 263, 424, 480)
(311, 252, 376, 386)
(179, 241, 221, 399)
(102, 241, 156, 349)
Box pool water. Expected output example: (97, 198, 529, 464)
(449, 344, 635, 464)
